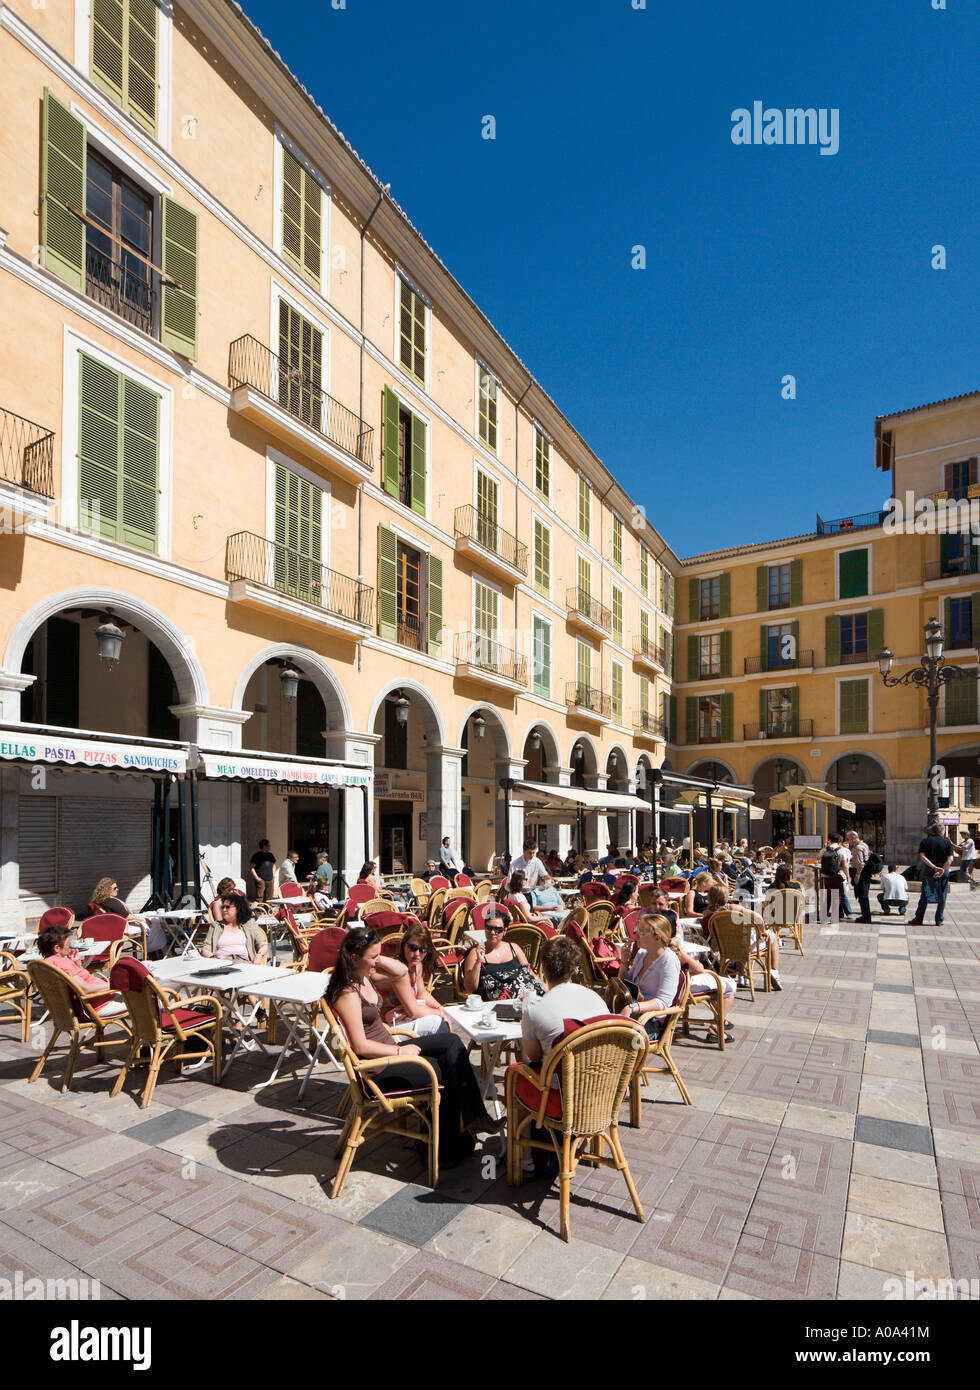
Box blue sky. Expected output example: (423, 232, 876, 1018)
(240, 0, 979, 557)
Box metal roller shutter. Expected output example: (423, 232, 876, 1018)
(18, 796, 59, 896)
(57, 795, 153, 911)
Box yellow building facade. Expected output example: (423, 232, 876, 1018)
(0, 0, 677, 924)
(673, 392, 980, 861)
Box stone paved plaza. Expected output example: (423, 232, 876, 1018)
(1, 892, 978, 1302)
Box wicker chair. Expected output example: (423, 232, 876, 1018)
(762, 888, 805, 956)
(424, 887, 447, 928)
(359, 898, 395, 917)
(627, 972, 693, 1115)
(109, 958, 222, 1108)
(584, 900, 617, 941)
(505, 1017, 649, 1241)
(475, 880, 493, 902)
(503, 922, 549, 974)
(410, 877, 431, 913)
(278, 904, 320, 967)
(433, 902, 470, 990)
(680, 967, 731, 1050)
(709, 909, 773, 998)
(26, 960, 131, 1092)
(0, 949, 31, 1042)
(320, 1003, 438, 1197)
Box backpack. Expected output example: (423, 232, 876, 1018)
(866, 851, 884, 875)
(820, 847, 841, 877)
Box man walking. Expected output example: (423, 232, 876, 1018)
(846, 830, 873, 923)
(249, 839, 277, 903)
(819, 833, 852, 921)
(910, 820, 957, 926)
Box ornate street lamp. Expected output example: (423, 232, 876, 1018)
(279, 662, 301, 701)
(472, 711, 486, 741)
(95, 617, 125, 669)
(877, 617, 973, 818)
(391, 691, 410, 727)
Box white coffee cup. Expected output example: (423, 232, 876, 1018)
(465, 994, 482, 1011)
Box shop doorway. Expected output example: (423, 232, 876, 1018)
(289, 807, 331, 882)
(836, 804, 886, 852)
(380, 801, 413, 874)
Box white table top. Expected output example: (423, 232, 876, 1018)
(446, 1002, 524, 1042)
(463, 929, 485, 947)
(148, 959, 290, 989)
(146, 908, 205, 921)
(246, 970, 330, 1004)
(268, 896, 312, 907)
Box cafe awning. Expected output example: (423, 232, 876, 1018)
(769, 784, 856, 814)
(0, 724, 188, 775)
(676, 789, 764, 820)
(510, 780, 654, 816)
(196, 748, 372, 788)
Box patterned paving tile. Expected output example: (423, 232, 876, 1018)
(2, 1186, 177, 1267)
(373, 1248, 496, 1299)
(926, 1081, 980, 1132)
(192, 1185, 349, 1271)
(789, 1063, 862, 1113)
(84, 1219, 283, 1300)
(724, 1231, 839, 1299)
(631, 1181, 755, 1280)
(742, 1182, 846, 1258)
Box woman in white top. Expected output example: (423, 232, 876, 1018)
(522, 935, 606, 1071)
(613, 914, 682, 1041)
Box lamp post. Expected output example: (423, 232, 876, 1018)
(877, 618, 973, 819)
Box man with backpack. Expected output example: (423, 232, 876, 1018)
(819, 833, 852, 921)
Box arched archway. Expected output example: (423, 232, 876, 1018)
(456, 706, 510, 868)
(369, 683, 455, 871)
(751, 755, 809, 845)
(828, 751, 887, 850)
(519, 720, 561, 783)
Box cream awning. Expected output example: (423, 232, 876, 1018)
(675, 788, 762, 818)
(197, 749, 371, 788)
(769, 784, 856, 814)
(510, 780, 654, 815)
(0, 726, 188, 775)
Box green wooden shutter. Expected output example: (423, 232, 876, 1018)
(377, 525, 397, 641)
(91, 0, 125, 107)
(825, 613, 840, 666)
(759, 624, 768, 670)
(688, 634, 698, 682)
(719, 572, 731, 618)
(667, 631, 674, 679)
(840, 679, 869, 734)
(160, 197, 198, 360)
(533, 616, 550, 698)
(281, 146, 322, 290)
(611, 663, 623, 722)
(946, 671, 978, 726)
(639, 609, 649, 647)
(759, 688, 767, 732)
(410, 414, 426, 517)
(42, 90, 86, 293)
(79, 354, 121, 541)
(720, 630, 732, 678)
(120, 376, 158, 552)
(427, 553, 442, 656)
(667, 695, 677, 742)
(382, 387, 399, 496)
(790, 686, 799, 735)
(278, 301, 322, 428)
(91, 0, 157, 133)
(720, 693, 734, 743)
(756, 566, 768, 612)
(274, 464, 321, 602)
(971, 594, 980, 649)
(790, 559, 802, 607)
(689, 577, 699, 622)
(868, 609, 884, 661)
(840, 549, 868, 598)
(685, 697, 698, 745)
(791, 620, 799, 666)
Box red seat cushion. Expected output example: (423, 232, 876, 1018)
(161, 1008, 215, 1031)
(512, 1069, 563, 1119)
(435, 950, 462, 966)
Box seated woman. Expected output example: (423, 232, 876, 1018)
(529, 874, 567, 928)
(506, 870, 555, 928)
(770, 861, 802, 892)
(37, 923, 127, 1017)
(87, 876, 130, 917)
(522, 935, 608, 1070)
(703, 883, 783, 990)
(380, 924, 449, 1035)
(462, 910, 544, 1001)
(326, 926, 501, 1160)
(200, 893, 268, 965)
(356, 861, 393, 900)
(208, 877, 238, 924)
(608, 913, 682, 1040)
(681, 871, 712, 918)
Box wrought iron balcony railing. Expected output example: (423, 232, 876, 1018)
(566, 586, 612, 633)
(744, 649, 815, 675)
(225, 531, 374, 626)
(632, 634, 666, 667)
(454, 631, 527, 685)
(815, 509, 887, 536)
(923, 556, 980, 582)
(839, 650, 872, 665)
(228, 335, 374, 465)
(634, 711, 666, 738)
(0, 407, 55, 498)
(453, 505, 528, 575)
(86, 247, 156, 335)
(565, 679, 611, 719)
(743, 720, 814, 741)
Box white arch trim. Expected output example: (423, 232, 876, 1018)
(517, 717, 562, 768)
(232, 645, 353, 731)
(455, 703, 512, 759)
(825, 749, 892, 782)
(747, 753, 811, 787)
(605, 741, 631, 775)
(687, 757, 738, 784)
(5, 587, 209, 707)
(366, 678, 447, 747)
(567, 732, 600, 773)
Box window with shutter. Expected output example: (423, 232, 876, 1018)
(945, 670, 978, 726)
(478, 366, 498, 452)
(839, 548, 869, 598)
(611, 662, 623, 723)
(533, 518, 550, 596)
(91, 0, 158, 135)
(399, 276, 427, 383)
(639, 547, 648, 596)
(281, 144, 322, 290)
(611, 586, 623, 644)
(839, 678, 869, 734)
(78, 352, 158, 553)
(639, 673, 650, 716)
(274, 463, 322, 604)
(476, 470, 498, 551)
(532, 615, 551, 698)
(612, 515, 623, 570)
(534, 429, 550, 502)
(577, 555, 591, 601)
(42, 91, 86, 293)
(161, 195, 198, 359)
(577, 476, 591, 541)
(639, 609, 649, 649)
(376, 525, 398, 642)
(576, 640, 592, 698)
(473, 580, 498, 669)
(278, 301, 322, 430)
(426, 554, 443, 657)
(700, 577, 721, 621)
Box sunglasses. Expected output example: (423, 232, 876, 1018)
(405, 942, 426, 953)
(485, 922, 505, 933)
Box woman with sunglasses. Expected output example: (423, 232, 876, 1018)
(326, 926, 501, 1162)
(200, 892, 267, 965)
(381, 924, 449, 1035)
(461, 910, 544, 1001)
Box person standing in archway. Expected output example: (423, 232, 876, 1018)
(249, 839, 277, 903)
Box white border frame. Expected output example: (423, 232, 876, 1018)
(62, 325, 174, 558)
(74, 0, 173, 154)
(272, 125, 331, 297)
